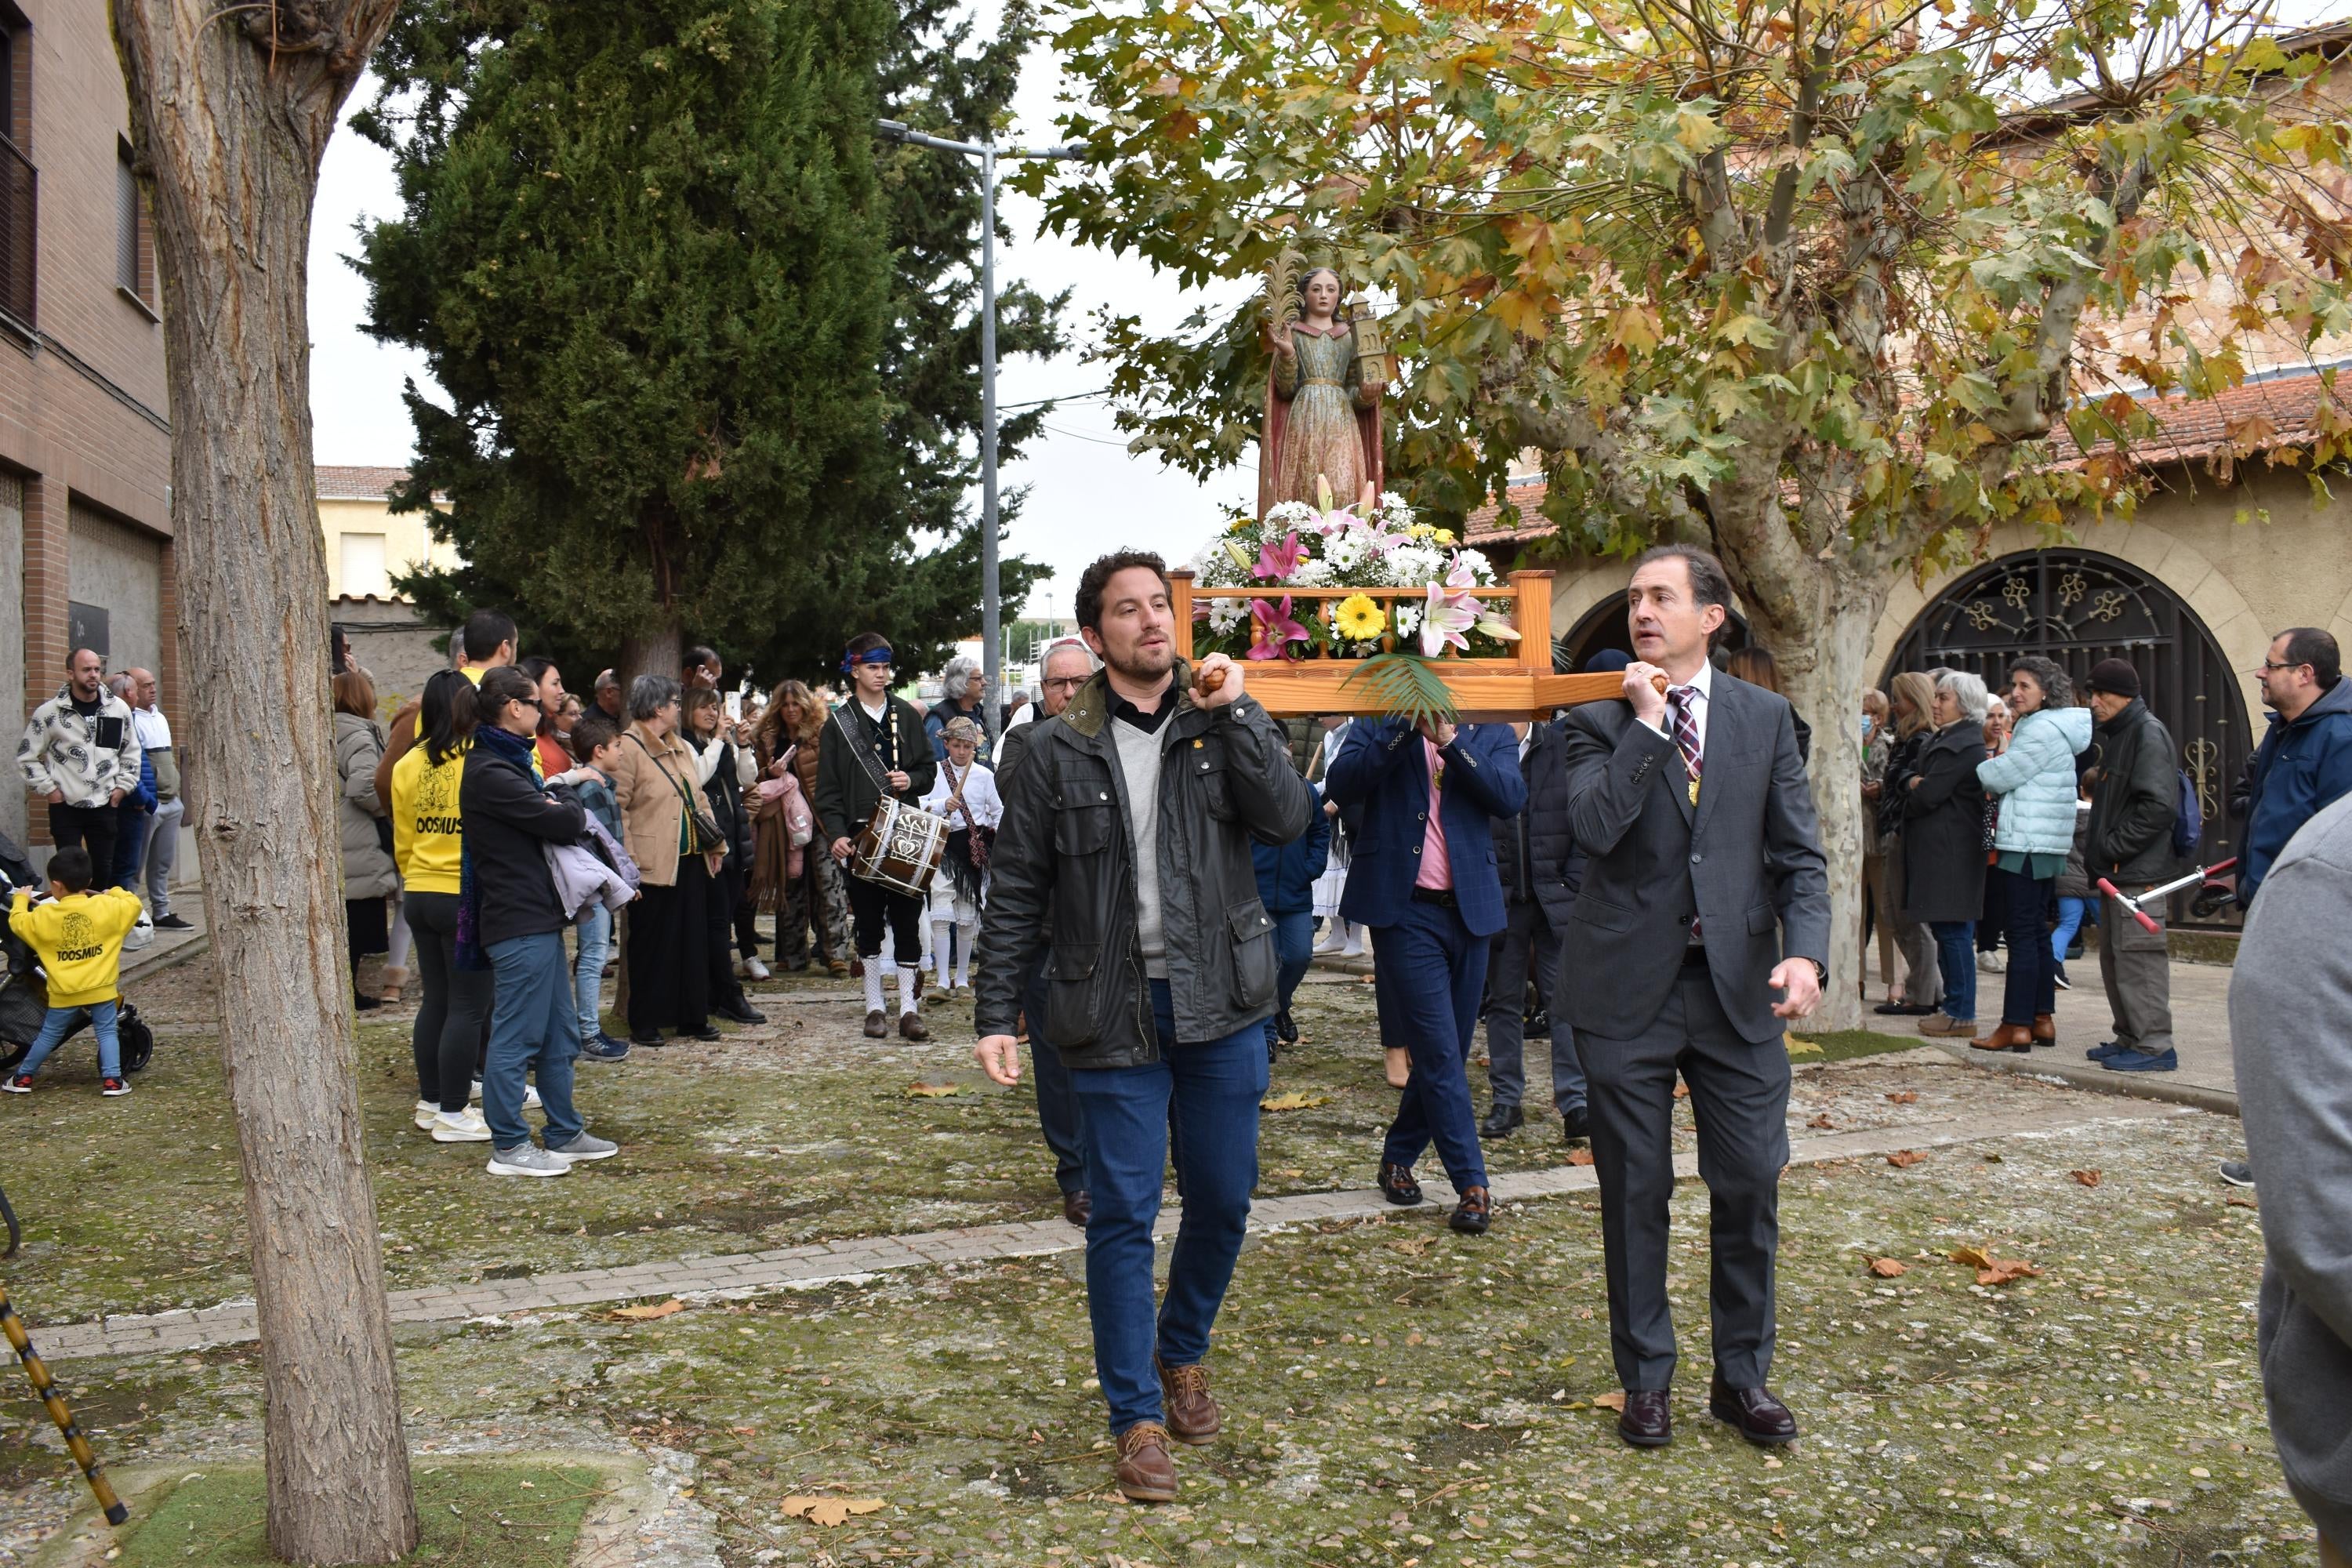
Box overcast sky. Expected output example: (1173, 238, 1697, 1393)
(304, 24, 1246, 629)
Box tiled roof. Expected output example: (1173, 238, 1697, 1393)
(314, 464, 413, 501)
(1464, 366, 2343, 545)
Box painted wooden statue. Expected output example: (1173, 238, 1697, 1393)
(1259, 258, 1388, 517)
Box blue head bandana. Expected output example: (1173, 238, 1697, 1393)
(841, 645, 894, 675)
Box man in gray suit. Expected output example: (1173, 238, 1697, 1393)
(1560, 544, 1830, 1450)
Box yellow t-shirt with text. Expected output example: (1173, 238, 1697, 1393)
(391, 742, 467, 895)
(9, 888, 143, 1009)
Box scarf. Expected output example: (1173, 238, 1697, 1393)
(455, 724, 543, 971)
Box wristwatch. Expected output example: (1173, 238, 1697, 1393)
(1806, 958, 1828, 989)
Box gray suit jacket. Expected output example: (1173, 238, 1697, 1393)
(1559, 673, 1831, 1044)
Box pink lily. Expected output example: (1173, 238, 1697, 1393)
(1448, 550, 1521, 644)
(1254, 531, 1306, 581)
(1419, 579, 1477, 657)
(1248, 596, 1311, 660)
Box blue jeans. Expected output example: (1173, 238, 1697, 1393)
(1929, 920, 1976, 1022)
(484, 931, 585, 1150)
(1994, 869, 2057, 1026)
(1070, 979, 1269, 1435)
(2050, 896, 2096, 961)
(1022, 955, 1088, 1196)
(573, 903, 613, 1044)
(1263, 910, 1313, 1051)
(20, 1001, 119, 1079)
(1374, 898, 1490, 1193)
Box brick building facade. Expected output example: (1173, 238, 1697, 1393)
(0, 0, 176, 851)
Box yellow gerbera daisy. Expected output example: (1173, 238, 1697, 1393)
(1333, 593, 1387, 642)
(1433, 528, 1455, 545)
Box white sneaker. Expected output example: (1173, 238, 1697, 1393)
(430, 1109, 492, 1143)
(123, 913, 155, 953)
(738, 956, 771, 981)
(546, 1132, 619, 1163)
(414, 1098, 440, 1131)
(486, 1144, 568, 1178)
(470, 1076, 484, 1103)
(523, 1083, 543, 1111)
(1979, 949, 2007, 973)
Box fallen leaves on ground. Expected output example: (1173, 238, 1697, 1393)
(2071, 1169, 2103, 1188)
(1673, 1083, 1691, 1100)
(1807, 1113, 1837, 1130)
(1951, 1243, 2040, 1285)
(781, 1496, 887, 1527)
(1785, 1035, 1823, 1055)
(1886, 1091, 1918, 1104)
(1386, 1235, 1433, 1256)
(2226, 1194, 2259, 1209)
(1886, 1149, 1929, 1167)
(1867, 1257, 1908, 1277)
(1566, 1149, 1595, 1167)
(903, 1081, 961, 1098)
(1261, 1091, 1330, 1112)
(1592, 1392, 1627, 1412)
(610, 1298, 684, 1322)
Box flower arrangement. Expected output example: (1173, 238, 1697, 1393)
(1186, 488, 1520, 665)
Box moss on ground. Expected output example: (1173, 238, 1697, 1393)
(104, 1459, 600, 1566)
(20, 1104, 2305, 1567)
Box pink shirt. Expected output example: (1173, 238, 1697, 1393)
(1414, 737, 1453, 891)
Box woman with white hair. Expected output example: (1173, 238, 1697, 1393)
(925, 656, 987, 766)
(1900, 669, 1991, 1038)
(921, 716, 1002, 993)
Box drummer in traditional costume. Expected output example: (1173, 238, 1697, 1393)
(922, 715, 1000, 995)
(814, 633, 939, 1040)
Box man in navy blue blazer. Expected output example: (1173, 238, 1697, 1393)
(1325, 713, 1526, 1233)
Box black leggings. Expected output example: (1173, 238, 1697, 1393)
(405, 891, 491, 1114)
(847, 873, 924, 966)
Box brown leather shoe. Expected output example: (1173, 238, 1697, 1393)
(1378, 1161, 1422, 1207)
(1918, 1014, 1976, 1037)
(1062, 1189, 1091, 1228)
(1156, 1358, 1221, 1445)
(898, 1011, 930, 1042)
(1969, 1023, 2034, 1054)
(1708, 1374, 1798, 1445)
(862, 1009, 888, 1039)
(2031, 1012, 2057, 1045)
(1449, 1185, 1492, 1235)
(1114, 1421, 1178, 1502)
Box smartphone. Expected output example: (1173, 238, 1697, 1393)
(724, 691, 742, 723)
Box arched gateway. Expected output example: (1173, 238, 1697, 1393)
(1879, 549, 2251, 924)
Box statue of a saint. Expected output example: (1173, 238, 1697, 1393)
(1259, 260, 1385, 517)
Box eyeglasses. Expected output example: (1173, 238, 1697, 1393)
(2258, 659, 2310, 673)
(1042, 676, 1087, 691)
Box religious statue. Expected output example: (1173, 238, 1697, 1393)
(1258, 254, 1387, 518)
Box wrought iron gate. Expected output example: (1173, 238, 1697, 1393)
(1879, 550, 2251, 926)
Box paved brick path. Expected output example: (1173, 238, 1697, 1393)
(24, 1094, 2183, 1363)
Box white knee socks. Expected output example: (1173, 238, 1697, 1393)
(932, 921, 954, 989)
(894, 964, 923, 1016)
(861, 959, 885, 1014)
(952, 923, 973, 990)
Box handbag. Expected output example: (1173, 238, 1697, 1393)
(630, 733, 724, 856)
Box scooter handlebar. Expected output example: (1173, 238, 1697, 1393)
(2096, 877, 2165, 934)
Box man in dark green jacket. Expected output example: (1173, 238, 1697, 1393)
(2082, 659, 2180, 1073)
(814, 633, 938, 1040)
(973, 551, 1312, 1506)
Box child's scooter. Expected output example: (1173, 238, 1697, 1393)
(2096, 858, 2239, 933)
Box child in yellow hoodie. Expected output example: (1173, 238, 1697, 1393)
(6, 847, 143, 1096)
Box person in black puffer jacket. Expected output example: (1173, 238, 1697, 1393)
(682, 688, 764, 1027)
(461, 666, 615, 1177)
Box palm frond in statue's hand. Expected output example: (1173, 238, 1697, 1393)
(1340, 652, 1459, 734)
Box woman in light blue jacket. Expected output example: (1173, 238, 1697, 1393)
(1971, 655, 2093, 1053)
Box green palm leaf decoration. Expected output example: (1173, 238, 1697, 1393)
(1340, 651, 1460, 731)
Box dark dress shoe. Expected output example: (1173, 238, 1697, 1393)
(898, 1011, 931, 1042)
(1062, 1189, 1092, 1227)
(1378, 1161, 1422, 1207)
(1449, 1185, 1492, 1235)
(685, 1025, 723, 1042)
(1874, 1001, 1936, 1016)
(1617, 1389, 1672, 1447)
(863, 1010, 889, 1039)
(717, 1001, 767, 1025)
(1276, 1008, 1299, 1045)
(630, 1031, 666, 1048)
(1709, 1375, 1798, 1445)
(1479, 1103, 1524, 1139)
(1561, 1106, 1591, 1145)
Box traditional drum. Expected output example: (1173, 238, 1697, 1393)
(851, 797, 948, 898)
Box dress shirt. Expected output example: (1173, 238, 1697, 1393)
(1646, 657, 1714, 754)
(1414, 736, 1453, 891)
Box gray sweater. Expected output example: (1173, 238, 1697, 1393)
(2230, 789, 2352, 1555)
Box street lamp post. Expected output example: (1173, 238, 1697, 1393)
(875, 119, 1081, 747)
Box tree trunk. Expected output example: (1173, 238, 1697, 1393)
(111, 5, 416, 1563)
(619, 615, 684, 696)
(1724, 561, 1889, 1036)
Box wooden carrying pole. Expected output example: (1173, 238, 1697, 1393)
(1171, 568, 1624, 718)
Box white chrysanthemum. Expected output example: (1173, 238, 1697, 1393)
(1375, 492, 1414, 526)
(1290, 557, 1334, 586)
(1207, 597, 1248, 635)
(1394, 603, 1422, 637)
(1265, 501, 1316, 532)
(1321, 529, 1367, 574)
(1384, 543, 1443, 586)
(1455, 548, 1495, 584)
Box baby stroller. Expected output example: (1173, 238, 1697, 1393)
(0, 832, 154, 1078)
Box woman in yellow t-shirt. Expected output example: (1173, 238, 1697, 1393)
(391, 670, 493, 1144)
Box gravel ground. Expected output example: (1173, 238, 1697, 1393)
(0, 948, 2307, 1566)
